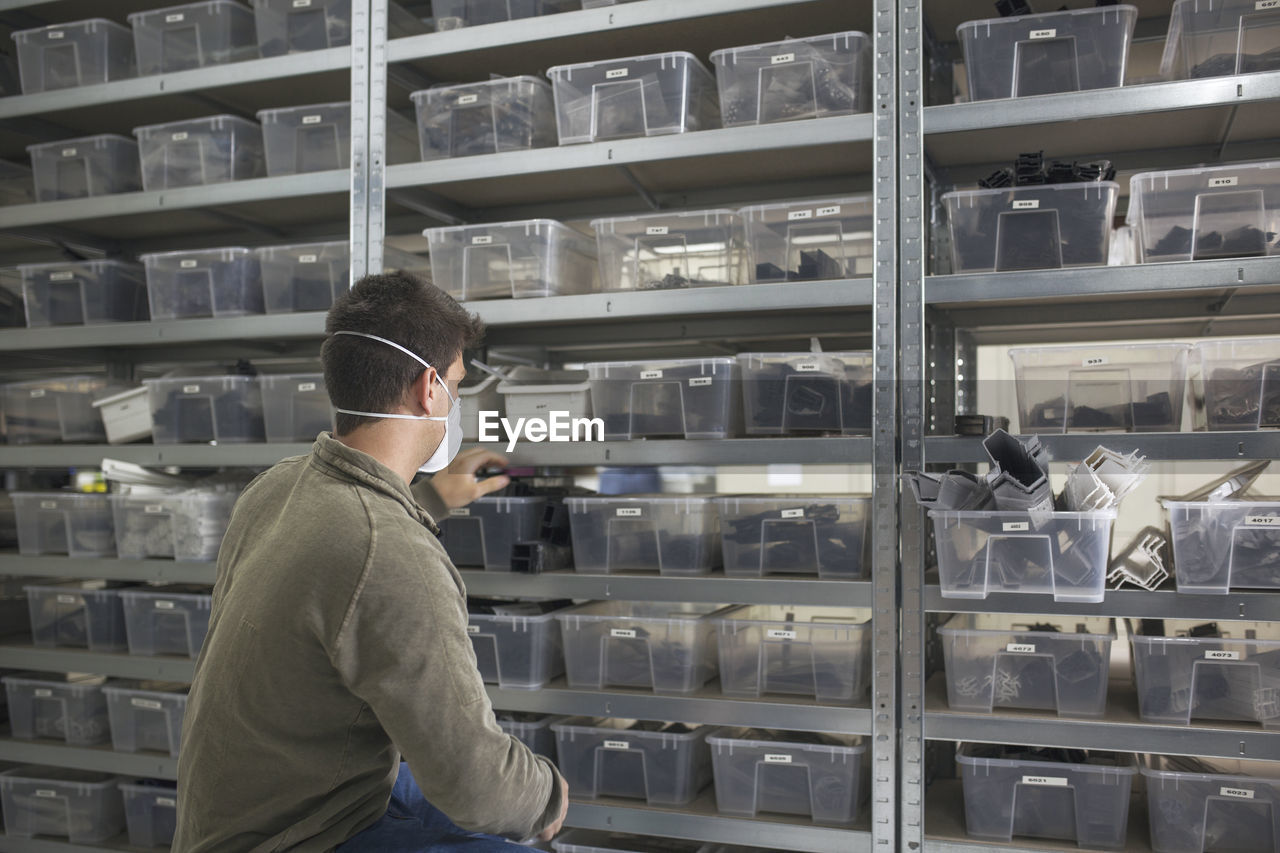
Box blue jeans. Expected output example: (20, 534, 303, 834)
(337, 763, 533, 852)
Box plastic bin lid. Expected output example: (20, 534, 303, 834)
(1007, 341, 1191, 356)
(12, 18, 131, 39)
(567, 494, 716, 504)
(256, 101, 350, 122)
(585, 357, 737, 370)
(1129, 158, 1280, 183)
(139, 246, 252, 262)
(547, 50, 710, 78)
(591, 208, 741, 228)
(710, 30, 870, 61)
(128, 0, 253, 22)
(132, 114, 262, 136)
(738, 194, 873, 215)
(0, 766, 119, 785)
(423, 218, 581, 239)
(957, 4, 1137, 34)
(942, 181, 1120, 202)
(141, 374, 257, 385)
(18, 258, 142, 273)
(26, 133, 136, 153)
(411, 76, 552, 102)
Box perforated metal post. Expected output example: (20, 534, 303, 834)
(350, 0, 389, 279)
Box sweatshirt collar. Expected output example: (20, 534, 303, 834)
(310, 432, 440, 535)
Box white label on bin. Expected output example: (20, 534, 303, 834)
(131, 698, 163, 710)
(302, 115, 323, 125)
(144, 504, 164, 514)
(603, 739, 630, 749)
(640, 369, 663, 379)
(1205, 650, 1240, 660)
(610, 628, 637, 638)
(1081, 356, 1109, 367)
(471, 235, 493, 245)
(34, 789, 57, 798)
(616, 507, 642, 517)
(771, 52, 796, 64)
(449, 508, 470, 516)
(172, 131, 189, 141)
(605, 68, 629, 79)
(1246, 515, 1280, 526)
(30, 389, 46, 399)
(41, 500, 57, 509)
(56, 594, 78, 604)
(298, 382, 317, 392)
(788, 209, 814, 221)
(61, 148, 77, 157)
(781, 508, 805, 519)
(1259, 0, 1280, 8)
(1021, 775, 1067, 786)
(1210, 176, 1238, 187)
(166, 13, 185, 22)
(294, 0, 313, 5)
(1012, 199, 1040, 210)
(47, 30, 64, 39)
(183, 384, 200, 393)
(1029, 28, 1057, 39)
(645, 226, 669, 235)
(1002, 521, 1030, 532)
(457, 94, 479, 105)
(816, 205, 842, 217)
(763, 753, 794, 764)
(33, 689, 52, 697)
(299, 254, 318, 263)
(688, 376, 712, 387)
(1222, 786, 1255, 798)
(1006, 643, 1036, 653)
(767, 629, 797, 640)
(156, 796, 177, 807)
(49, 271, 74, 281)
(179, 259, 198, 268)
(155, 600, 176, 610)
(466, 625, 480, 633)
(796, 362, 820, 372)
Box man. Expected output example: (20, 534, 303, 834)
(175, 271, 568, 851)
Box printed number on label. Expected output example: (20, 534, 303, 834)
(57, 595, 78, 604)
(1002, 521, 1030, 532)
(816, 205, 842, 217)
(1081, 356, 1108, 367)
(144, 504, 164, 514)
(47, 31, 64, 39)
(183, 384, 200, 394)
(34, 790, 57, 798)
(766, 629, 797, 640)
(616, 507, 642, 517)
(781, 508, 805, 519)
(165, 13, 185, 22)
(449, 508, 469, 516)
(180, 259, 198, 268)
(1007, 643, 1036, 653)
(34, 689, 52, 697)
(645, 226, 669, 235)
(155, 601, 176, 610)
(610, 628, 637, 639)
(293, 0, 313, 7)
(132, 698, 163, 710)
(1205, 650, 1240, 660)
(1246, 515, 1280, 526)
(796, 362, 820, 372)
(764, 753, 793, 763)
(172, 132, 189, 141)
(61, 148, 78, 157)
(688, 376, 713, 387)
(156, 797, 177, 807)
(301, 115, 322, 125)
(788, 210, 814, 221)
(1210, 176, 1238, 187)
(640, 369, 663, 379)
(1029, 28, 1057, 39)
(41, 500, 58, 509)
(30, 389, 47, 398)
(298, 382, 317, 392)
(603, 740, 629, 749)
(1021, 776, 1067, 786)
(298, 254, 318, 263)
(457, 94, 479, 105)
(605, 68, 628, 79)
(49, 271, 74, 281)
(1012, 199, 1040, 210)
(466, 625, 480, 633)
(771, 53, 796, 64)
(1258, 0, 1280, 8)
(471, 235, 493, 245)
(1222, 786, 1256, 798)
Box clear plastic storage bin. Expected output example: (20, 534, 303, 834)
(958, 5, 1138, 100)
(1008, 343, 1191, 433)
(439, 496, 546, 570)
(102, 682, 188, 756)
(252, 0, 424, 55)
(256, 240, 350, 313)
(710, 32, 872, 126)
(592, 210, 746, 291)
(552, 830, 706, 853)
(0, 159, 33, 206)
(1143, 755, 1280, 853)
(1131, 619, 1280, 727)
(738, 352, 873, 435)
(1195, 336, 1280, 430)
(707, 727, 866, 824)
(496, 367, 593, 425)
(412, 76, 557, 160)
(110, 490, 238, 561)
(24, 581, 132, 651)
(26, 135, 141, 201)
(1129, 161, 1280, 263)
(552, 717, 711, 805)
(424, 219, 598, 300)
(133, 115, 265, 189)
(957, 743, 1136, 849)
(120, 780, 178, 848)
(1166, 500, 1280, 593)
(1160, 0, 1280, 80)
(565, 495, 720, 576)
(432, 0, 579, 30)
(741, 195, 874, 282)
(716, 496, 871, 579)
(944, 182, 1119, 272)
(12, 492, 115, 557)
(940, 614, 1116, 716)
(128, 0, 258, 74)
(3, 377, 111, 444)
(2, 674, 110, 746)
(556, 602, 732, 693)
(497, 712, 561, 759)
(260, 373, 331, 441)
(586, 358, 741, 440)
(257, 101, 372, 175)
(143, 243, 265, 318)
(120, 586, 213, 659)
(547, 51, 719, 145)
(0, 766, 124, 843)
(19, 260, 148, 327)
(12, 19, 136, 93)
(715, 605, 872, 703)
(144, 375, 266, 444)
(468, 605, 566, 689)
(931, 509, 1117, 603)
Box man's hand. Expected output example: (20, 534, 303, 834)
(430, 448, 510, 509)
(537, 776, 570, 842)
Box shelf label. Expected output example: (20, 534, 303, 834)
(1012, 199, 1040, 210)
(298, 382, 317, 392)
(1029, 28, 1057, 39)
(449, 508, 470, 516)
(471, 235, 493, 245)
(764, 753, 793, 763)
(34, 789, 57, 798)
(788, 209, 814, 221)
(40, 500, 58, 509)
(605, 68, 629, 79)
(1081, 356, 1109, 367)
(155, 600, 176, 610)
(796, 362, 820, 372)
(766, 629, 797, 640)
(30, 389, 47, 399)
(645, 226, 669, 235)
(302, 115, 323, 125)
(610, 628, 637, 639)
(816, 205, 842, 217)
(1205, 650, 1240, 660)
(1222, 786, 1255, 798)
(157, 797, 177, 807)
(183, 384, 201, 393)
(298, 254, 318, 263)
(1245, 515, 1280, 526)
(57, 594, 78, 604)
(457, 94, 479, 105)
(1209, 176, 1238, 187)
(603, 739, 629, 749)
(144, 504, 165, 514)
(166, 13, 185, 22)
(1006, 643, 1036, 653)
(688, 376, 712, 387)
(1258, 0, 1280, 8)
(49, 271, 75, 281)
(47, 30, 64, 39)
(61, 148, 78, 157)
(1021, 775, 1067, 786)
(781, 508, 805, 519)
(131, 698, 163, 710)
(34, 689, 52, 697)
(640, 369, 663, 379)
(771, 53, 796, 64)
(1002, 521, 1030, 532)
(172, 131, 189, 141)
(293, 0, 313, 7)
(180, 259, 198, 268)
(466, 625, 480, 633)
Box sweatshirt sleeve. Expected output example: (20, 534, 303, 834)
(327, 509, 562, 839)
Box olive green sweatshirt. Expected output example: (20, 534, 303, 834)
(174, 433, 563, 851)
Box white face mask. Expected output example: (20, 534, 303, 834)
(330, 330, 462, 474)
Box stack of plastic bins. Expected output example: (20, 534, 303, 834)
(120, 585, 213, 658)
(957, 5, 1138, 99)
(586, 358, 741, 440)
(944, 181, 1119, 272)
(711, 31, 872, 125)
(424, 219, 599, 301)
(1165, 499, 1280, 593)
(707, 727, 867, 824)
(133, 115, 265, 189)
(956, 744, 1137, 849)
(741, 195, 875, 282)
(2, 673, 110, 745)
(467, 603, 567, 689)
(144, 375, 266, 444)
(120, 780, 178, 848)
(738, 352, 873, 435)
(564, 495, 720, 576)
(251, 0, 425, 55)
(256, 240, 350, 313)
(261, 373, 332, 441)
(930, 509, 1116, 602)
(715, 606, 873, 704)
(438, 496, 546, 570)
(128, 0, 259, 74)
(716, 496, 871, 579)
(1142, 755, 1280, 853)
(110, 489, 238, 561)
(557, 602, 733, 693)
(496, 712, 561, 759)
(433, 0, 580, 30)
(551, 717, 712, 804)
(0, 767, 125, 843)
(11, 19, 136, 93)
(1130, 619, 1280, 728)
(592, 209, 747, 291)
(1160, 0, 1280, 80)
(412, 76, 557, 160)
(141, 247, 263, 319)
(939, 615, 1116, 717)
(1, 376, 111, 443)
(102, 681, 188, 755)
(547, 52, 719, 145)
(19, 260, 148, 326)
(1128, 160, 1280, 263)
(552, 830, 706, 853)
(1194, 336, 1280, 430)
(26, 135, 141, 201)
(12, 492, 115, 557)
(23, 580, 133, 651)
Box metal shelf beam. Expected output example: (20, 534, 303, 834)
(0, 646, 196, 682)
(0, 444, 312, 468)
(0, 554, 215, 584)
(926, 431, 1280, 463)
(925, 584, 1280, 621)
(0, 737, 177, 780)
(461, 571, 871, 607)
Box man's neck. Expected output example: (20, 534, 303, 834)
(336, 425, 430, 486)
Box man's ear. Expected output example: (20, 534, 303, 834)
(409, 367, 437, 415)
